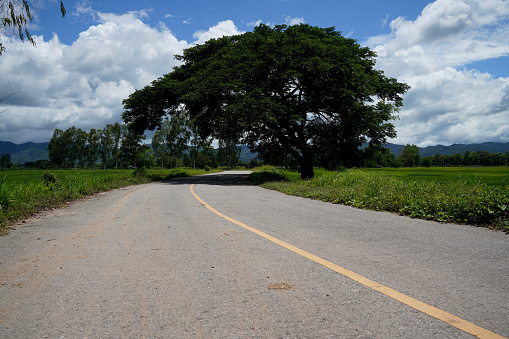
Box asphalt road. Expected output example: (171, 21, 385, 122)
(0, 171, 507, 338)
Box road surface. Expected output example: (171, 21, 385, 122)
(0, 171, 507, 338)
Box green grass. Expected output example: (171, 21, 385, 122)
(0, 167, 220, 234)
(364, 167, 509, 187)
(251, 167, 509, 231)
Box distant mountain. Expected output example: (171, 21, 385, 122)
(239, 145, 257, 162)
(0, 141, 49, 164)
(418, 142, 509, 157)
(386, 142, 509, 157)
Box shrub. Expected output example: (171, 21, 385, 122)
(43, 171, 61, 190)
(249, 170, 289, 185)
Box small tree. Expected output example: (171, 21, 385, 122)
(136, 144, 155, 168)
(99, 125, 114, 169)
(188, 122, 213, 169)
(111, 122, 122, 170)
(120, 128, 145, 168)
(217, 139, 240, 169)
(75, 128, 88, 168)
(151, 116, 190, 168)
(152, 120, 170, 168)
(0, 154, 12, 170)
(49, 128, 63, 167)
(86, 128, 100, 168)
(398, 144, 420, 167)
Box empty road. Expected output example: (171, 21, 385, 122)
(0, 171, 507, 338)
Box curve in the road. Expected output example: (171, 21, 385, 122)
(190, 183, 506, 339)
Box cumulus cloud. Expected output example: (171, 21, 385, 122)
(192, 20, 244, 45)
(0, 9, 241, 143)
(284, 16, 305, 26)
(367, 0, 509, 146)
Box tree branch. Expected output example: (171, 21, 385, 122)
(0, 78, 20, 113)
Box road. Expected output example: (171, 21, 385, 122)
(0, 171, 507, 338)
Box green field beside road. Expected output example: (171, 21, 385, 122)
(0, 168, 219, 234)
(365, 167, 509, 187)
(253, 167, 509, 231)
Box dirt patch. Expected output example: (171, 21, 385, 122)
(268, 282, 295, 290)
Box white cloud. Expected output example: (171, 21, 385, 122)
(0, 9, 189, 143)
(0, 9, 248, 144)
(284, 16, 305, 26)
(382, 14, 389, 27)
(373, 0, 509, 77)
(366, 0, 509, 146)
(74, 0, 97, 20)
(247, 16, 305, 28)
(192, 20, 243, 45)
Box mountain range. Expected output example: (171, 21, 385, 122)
(1, 140, 508, 164)
(0, 141, 49, 164)
(385, 142, 509, 157)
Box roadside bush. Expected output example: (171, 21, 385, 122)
(133, 167, 147, 178)
(249, 170, 289, 185)
(43, 171, 61, 190)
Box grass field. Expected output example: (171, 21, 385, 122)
(364, 167, 508, 187)
(0, 168, 220, 234)
(252, 167, 509, 231)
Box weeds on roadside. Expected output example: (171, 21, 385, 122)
(257, 169, 509, 231)
(0, 168, 222, 234)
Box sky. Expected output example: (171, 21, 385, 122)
(0, 0, 508, 147)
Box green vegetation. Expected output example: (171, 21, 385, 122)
(0, 168, 219, 234)
(251, 167, 509, 231)
(123, 24, 409, 179)
(364, 167, 508, 187)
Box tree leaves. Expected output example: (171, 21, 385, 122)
(123, 24, 410, 178)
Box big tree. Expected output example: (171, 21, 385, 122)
(123, 24, 409, 178)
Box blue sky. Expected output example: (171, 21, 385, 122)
(44, 1, 431, 43)
(1, 0, 508, 146)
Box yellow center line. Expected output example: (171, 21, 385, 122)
(190, 184, 506, 339)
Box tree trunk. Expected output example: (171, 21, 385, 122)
(299, 157, 314, 179)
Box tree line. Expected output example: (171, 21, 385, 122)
(47, 123, 149, 169)
(3, 136, 507, 170)
(42, 119, 245, 170)
(365, 144, 509, 168)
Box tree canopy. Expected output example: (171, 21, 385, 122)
(123, 24, 409, 178)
